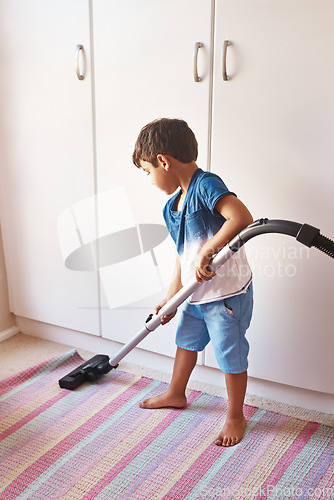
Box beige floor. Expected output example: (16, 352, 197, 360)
(1, 333, 333, 427)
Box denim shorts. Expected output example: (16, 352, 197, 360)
(175, 282, 253, 374)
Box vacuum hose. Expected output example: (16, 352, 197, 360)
(312, 233, 334, 259)
(229, 218, 334, 260)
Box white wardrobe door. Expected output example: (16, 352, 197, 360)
(0, 0, 100, 334)
(207, 0, 334, 392)
(93, 0, 213, 355)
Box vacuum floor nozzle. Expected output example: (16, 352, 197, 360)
(59, 355, 113, 390)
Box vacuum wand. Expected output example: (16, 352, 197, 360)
(59, 218, 334, 389)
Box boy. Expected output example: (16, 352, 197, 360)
(132, 118, 253, 447)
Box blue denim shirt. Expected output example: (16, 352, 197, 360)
(163, 169, 252, 303)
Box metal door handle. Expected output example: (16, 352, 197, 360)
(222, 40, 231, 81)
(193, 42, 203, 82)
(75, 44, 86, 80)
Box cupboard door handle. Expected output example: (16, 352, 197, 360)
(222, 40, 231, 81)
(75, 44, 86, 80)
(193, 42, 203, 82)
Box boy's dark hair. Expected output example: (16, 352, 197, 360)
(132, 118, 198, 168)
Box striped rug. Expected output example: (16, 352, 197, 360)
(0, 351, 333, 499)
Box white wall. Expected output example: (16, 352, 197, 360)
(0, 221, 15, 332)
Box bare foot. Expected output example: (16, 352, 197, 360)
(215, 415, 247, 447)
(139, 390, 187, 409)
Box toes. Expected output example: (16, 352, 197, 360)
(226, 436, 239, 447)
(223, 437, 232, 447)
(215, 435, 239, 447)
(229, 437, 239, 447)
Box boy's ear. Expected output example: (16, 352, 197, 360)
(156, 154, 171, 171)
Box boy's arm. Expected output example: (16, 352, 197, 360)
(195, 195, 253, 283)
(155, 254, 182, 324)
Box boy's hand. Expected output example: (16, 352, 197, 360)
(155, 298, 177, 325)
(195, 250, 216, 283)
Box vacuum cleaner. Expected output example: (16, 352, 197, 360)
(58, 218, 334, 390)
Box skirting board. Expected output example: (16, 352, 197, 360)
(15, 316, 334, 417)
(0, 325, 20, 342)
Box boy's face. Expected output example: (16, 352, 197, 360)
(140, 159, 178, 195)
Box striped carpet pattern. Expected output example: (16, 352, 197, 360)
(0, 350, 333, 499)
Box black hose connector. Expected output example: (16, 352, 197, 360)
(295, 222, 334, 258)
(296, 223, 320, 247)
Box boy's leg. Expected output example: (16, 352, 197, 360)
(215, 370, 247, 447)
(140, 347, 197, 409)
(203, 285, 253, 446)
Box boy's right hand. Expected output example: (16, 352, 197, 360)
(155, 298, 177, 325)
